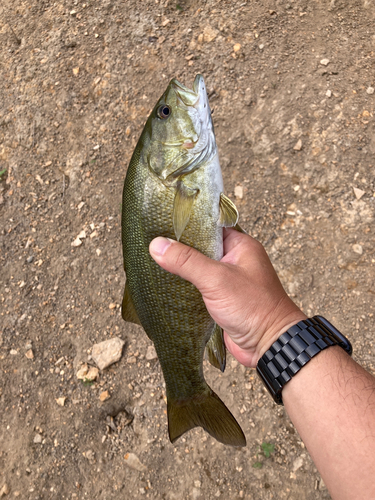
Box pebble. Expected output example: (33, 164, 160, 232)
(84, 450, 95, 462)
(0, 484, 10, 497)
(320, 58, 330, 66)
(124, 452, 147, 472)
(10, 349, 18, 356)
(91, 337, 125, 370)
(353, 244, 363, 255)
(99, 390, 110, 402)
(203, 25, 219, 43)
(76, 364, 99, 381)
(292, 456, 304, 472)
(234, 185, 244, 199)
(25, 349, 34, 359)
(293, 139, 302, 151)
(108, 303, 116, 310)
(366, 87, 374, 95)
(326, 89, 332, 97)
(33, 434, 42, 444)
(145, 345, 157, 361)
(71, 237, 82, 247)
(233, 43, 241, 52)
(56, 397, 66, 407)
(353, 187, 365, 200)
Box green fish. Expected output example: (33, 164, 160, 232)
(121, 75, 246, 447)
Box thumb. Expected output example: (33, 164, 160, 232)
(149, 237, 220, 290)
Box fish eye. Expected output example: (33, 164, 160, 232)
(157, 105, 171, 119)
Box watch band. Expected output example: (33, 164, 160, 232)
(256, 316, 352, 405)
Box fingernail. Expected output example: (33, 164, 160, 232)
(150, 237, 173, 257)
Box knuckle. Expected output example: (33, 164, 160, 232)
(175, 245, 196, 270)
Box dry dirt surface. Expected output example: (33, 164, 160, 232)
(1, 0, 375, 498)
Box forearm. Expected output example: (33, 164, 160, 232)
(282, 346, 375, 500)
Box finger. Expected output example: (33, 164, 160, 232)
(149, 237, 220, 290)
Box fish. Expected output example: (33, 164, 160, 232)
(121, 74, 246, 447)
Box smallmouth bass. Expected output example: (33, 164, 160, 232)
(121, 75, 246, 447)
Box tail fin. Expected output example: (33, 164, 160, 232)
(167, 389, 246, 447)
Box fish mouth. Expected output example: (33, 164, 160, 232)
(171, 74, 202, 107)
(164, 75, 212, 147)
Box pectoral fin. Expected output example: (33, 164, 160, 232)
(122, 282, 142, 326)
(219, 193, 239, 227)
(206, 324, 226, 372)
(173, 181, 199, 241)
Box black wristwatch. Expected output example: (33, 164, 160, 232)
(256, 316, 353, 405)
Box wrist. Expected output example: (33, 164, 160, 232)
(256, 309, 308, 364)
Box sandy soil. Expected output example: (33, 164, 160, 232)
(1, 0, 375, 498)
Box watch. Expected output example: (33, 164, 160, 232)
(256, 316, 353, 405)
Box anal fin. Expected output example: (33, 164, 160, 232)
(206, 324, 226, 372)
(122, 282, 142, 326)
(173, 181, 199, 241)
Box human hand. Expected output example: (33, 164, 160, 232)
(149, 228, 306, 367)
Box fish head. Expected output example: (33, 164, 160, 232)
(146, 75, 216, 182)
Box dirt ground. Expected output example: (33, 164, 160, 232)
(1, 0, 375, 498)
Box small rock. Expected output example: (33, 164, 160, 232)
(292, 456, 304, 472)
(84, 450, 95, 462)
(108, 302, 117, 310)
(91, 337, 125, 370)
(71, 237, 82, 247)
(293, 139, 302, 151)
(259, 44, 264, 50)
(124, 452, 147, 472)
(99, 390, 110, 402)
(366, 87, 374, 95)
(10, 349, 18, 356)
(146, 345, 157, 361)
(73, 67, 80, 75)
(353, 244, 363, 255)
(0, 483, 10, 497)
(234, 185, 244, 199)
(33, 434, 42, 444)
(233, 43, 241, 52)
(25, 349, 34, 359)
(56, 397, 66, 407)
(326, 89, 332, 97)
(203, 25, 219, 43)
(320, 58, 330, 66)
(76, 364, 88, 379)
(192, 488, 201, 499)
(86, 366, 99, 381)
(353, 187, 365, 200)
